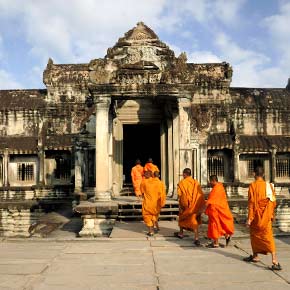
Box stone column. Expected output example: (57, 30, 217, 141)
(233, 144, 240, 183)
(270, 146, 277, 183)
(3, 148, 9, 187)
(38, 147, 45, 185)
(200, 143, 208, 186)
(95, 96, 111, 200)
(74, 148, 83, 193)
(172, 111, 180, 195)
(112, 118, 123, 196)
(167, 118, 174, 196)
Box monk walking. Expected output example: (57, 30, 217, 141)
(243, 166, 282, 270)
(144, 158, 159, 173)
(153, 171, 166, 231)
(131, 159, 144, 199)
(175, 168, 205, 246)
(141, 171, 161, 236)
(205, 175, 234, 248)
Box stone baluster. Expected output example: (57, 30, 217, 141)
(270, 145, 277, 184)
(3, 148, 9, 187)
(38, 147, 45, 185)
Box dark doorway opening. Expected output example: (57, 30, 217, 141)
(123, 124, 161, 183)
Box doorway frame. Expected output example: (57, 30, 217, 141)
(111, 98, 179, 197)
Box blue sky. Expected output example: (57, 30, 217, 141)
(0, 0, 289, 89)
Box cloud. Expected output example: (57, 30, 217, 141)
(214, 32, 285, 87)
(188, 51, 222, 63)
(1, 0, 287, 89)
(263, 2, 290, 67)
(0, 69, 22, 89)
(0, 0, 170, 63)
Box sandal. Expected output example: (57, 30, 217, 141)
(194, 239, 201, 247)
(174, 232, 184, 239)
(225, 236, 231, 246)
(206, 243, 219, 248)
(271, 263, 282, 271)
(147, 232, 154, 237)
(243, 255, 260, 263)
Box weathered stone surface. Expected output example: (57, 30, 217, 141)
(0, 22, 290, 238)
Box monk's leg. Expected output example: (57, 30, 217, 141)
(178, 227, 184, 238)
(271, 252, 278, 264)
(193, 227, 201, 246)
(252, 253, 259, 261)
(213, 238, 219, 247)
(154, 220, 160, 231)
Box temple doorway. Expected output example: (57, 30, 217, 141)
(123, 124, 161, 183)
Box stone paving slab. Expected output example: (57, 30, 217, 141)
(0, 224, 289, 289)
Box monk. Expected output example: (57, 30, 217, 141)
(243, 166, 282, 271)
(205, 175, 234, 248)
(140, 171, 161, 236)
(175, 168, 205, 246)
(153, 171, 166, 231)
(131, 159, 144, 199)
(144, 158, 159, 173)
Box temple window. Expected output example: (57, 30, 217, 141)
(247, 159, 264, 178)
(55, 157, 71, 180)
(17, 163, 34, 181)
(208, 156, 224, 178)
(276, 157, 290, 179)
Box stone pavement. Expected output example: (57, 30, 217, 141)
(0, 221, 289, 290)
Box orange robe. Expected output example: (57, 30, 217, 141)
(141, 178, 162, 227)
(144, 162, 159, 173)
(131, 165, 144, 196)
(248, 178, 276, 255)
(177, 177, 205, 231)
(153, 177, 166, 215)
(205, 182, 234, 240)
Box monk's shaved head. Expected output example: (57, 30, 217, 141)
(147, 158, 153, 163)
(144, 170, 152, 178)
(209, 175, 218, 187)
(209, 175, 218, 182)
(135, 159, 141, 165)
(153, 171, 160, 178)
(254, 166, 264, 177)
(183, 168, 191, 177)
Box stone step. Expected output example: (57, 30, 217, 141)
(117, 198, 179, 221)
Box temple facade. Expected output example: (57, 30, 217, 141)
(0, 23, 289, 236)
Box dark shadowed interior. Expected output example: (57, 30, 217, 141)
(123, 124, 161, 183)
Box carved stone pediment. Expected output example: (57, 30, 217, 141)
(105, 22, 175, 70)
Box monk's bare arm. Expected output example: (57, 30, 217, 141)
(247, 185, 254, 225)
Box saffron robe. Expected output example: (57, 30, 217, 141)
(205, 182, 234, 240)
(131, 164, 144, 196)
(144, 162, 159, 173)
(153, 177, 166, 215)
(141, 178, 161, 227)
(248, 178, 276, 254)
(177, 177, 205, 231)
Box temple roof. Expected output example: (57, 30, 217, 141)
(230, 87, 290, 109)
(0, 89, 46, 109)
(208, 133, 290, 152)
(0, 136, 38, 153)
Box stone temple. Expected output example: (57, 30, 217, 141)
(0, 22, 289, 237)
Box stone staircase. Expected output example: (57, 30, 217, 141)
(117, 184, 179, 221)
(119, 184, 135, 196)
(117, 199, 179, 221)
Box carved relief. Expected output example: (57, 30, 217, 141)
(190, 105, 212, 132)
